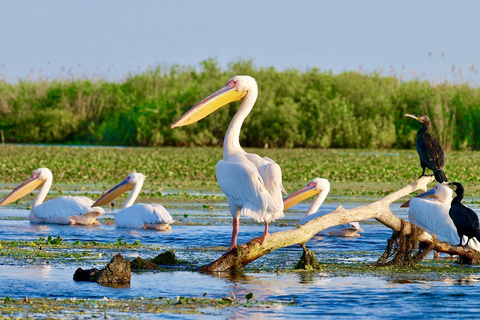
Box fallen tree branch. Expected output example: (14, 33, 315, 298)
(199, 176, 480, 272)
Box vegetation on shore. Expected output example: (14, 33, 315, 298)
(1, 59, 479, 149)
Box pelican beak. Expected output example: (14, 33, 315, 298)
(405, 113, 419, 121)
(171, 83, 247, 128)
(94, 179, 133, 207)
(283, 180, 320, 210)
(0, 172, 44, 206)
(400, 188, 436, 208)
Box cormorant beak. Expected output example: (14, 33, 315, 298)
(405, 114, 419, 121)
(171, 83, 247, 128)
(283, 180, 320, 210)
(94, 179, 133, 207)
(400, 188, 436, 208)
(0, 172, 44, 206)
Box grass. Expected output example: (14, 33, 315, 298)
(1, 145, 480, 200)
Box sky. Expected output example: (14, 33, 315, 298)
(1, 0, 479, 84)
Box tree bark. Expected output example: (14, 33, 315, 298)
(199, 176, 480, 272)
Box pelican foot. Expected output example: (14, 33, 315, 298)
(92, 220, 101, 226)
(252, 232, 270, 245)
(222, 243, 247, 256)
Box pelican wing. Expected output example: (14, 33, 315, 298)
(216, 154, 284, 223)
(32, 196, 104, 220)
(409, 198, 460, 244)
(245, 154, 287, 195)
(114, 203, 174, 228)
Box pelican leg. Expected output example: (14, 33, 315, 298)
(252, 222, 270, 245)
(227, 217, 240, 252)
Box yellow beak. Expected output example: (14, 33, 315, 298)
(283, 181, 321, 210)
(400, 188, 436, 208)
(171, 83, 247, 128)
(94, 179, 133, 207)
(0, 173, 44, 206)
(405, 113, 419, 121)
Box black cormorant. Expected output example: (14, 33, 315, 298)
(449, 182, 480, 247)
(405, 114, 447, 183)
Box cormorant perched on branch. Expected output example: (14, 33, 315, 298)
(449, 182, 480, 248)
(405, 114, 448, 183)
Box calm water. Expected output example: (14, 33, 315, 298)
(1, 200, 480, 319)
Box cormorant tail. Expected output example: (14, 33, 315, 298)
(434, 170, 448, 183)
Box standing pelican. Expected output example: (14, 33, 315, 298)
(405, 114, 447, 183)
(401, 183, 459, 245)
(93, 173, 174, 230)
(284, 178, 363, 237)
(171, 76, 286, 251)
(449, 182, 480, 250)
(0, 168, 104, 225)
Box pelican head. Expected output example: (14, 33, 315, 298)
(170, 75, 256, 128)
(0, 168, 52, 206)
(94, 173, 146, 207)
(400, 182, 453, 208)
(283, 178, 330, 210)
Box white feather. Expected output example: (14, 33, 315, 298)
(32, 196, 105, 225)
(102, 173, 174, 230)
(2, 168, 105, 225)
(114, 203, 174, 230)
(409, 197, 460, 245)
(216, 153, 284, 223)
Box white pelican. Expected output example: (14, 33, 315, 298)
(0, 168, 104, 225)
(284, 178, 363, 237)
(401, 182, 460, 245)
(93, 173, 174, 230)
(171, 76, 286, 251)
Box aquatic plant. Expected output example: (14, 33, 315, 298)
(2, 145, 480, 198)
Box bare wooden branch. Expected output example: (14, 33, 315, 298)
(199, 176, 480, 272)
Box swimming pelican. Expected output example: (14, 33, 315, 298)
(0, 168, 104, 225)
(449, 182, 480, 250)
(171, 76, 286, 251)
(284, 178, 363, 237)
(401, 182, 459, 245)
(93, 173, 174, 230)
(405, 114, 447, 183)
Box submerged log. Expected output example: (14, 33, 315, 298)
(199, 176, 480, 272)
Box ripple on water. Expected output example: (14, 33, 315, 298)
(1, 202, 480, 318)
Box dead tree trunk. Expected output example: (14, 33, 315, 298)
(199, 176, 480, 272)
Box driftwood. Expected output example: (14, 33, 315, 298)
(199, 176, 480, 272)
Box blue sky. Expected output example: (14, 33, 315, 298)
(1, 0, 479, 84)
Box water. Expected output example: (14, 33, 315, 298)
(1, 200, 480, 319)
